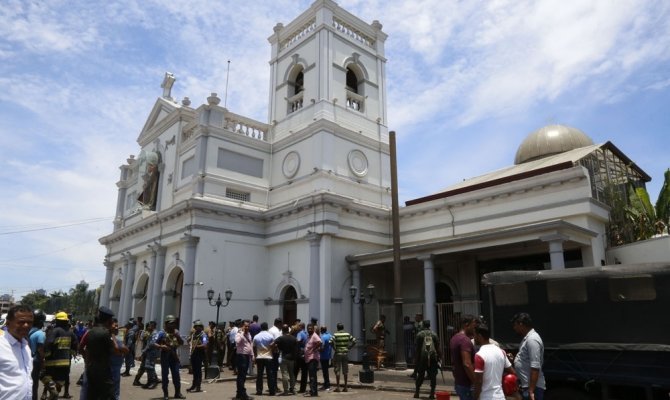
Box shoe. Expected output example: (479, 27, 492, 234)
(143, 381, 158, 390)
(62, 395, 72, 399)
(133, 379, 143, 386)
(121, 372, 131, 377)
(342, 388, 348, 392)
(256, 392, 263, 396)
(333, 388, 340, 393)
(414, 392, 420, 399)
(175, 393, 186, 399)
(428, 395, 435, 400)
(187, 387, 196, 393)
(193, 388, 202, 393)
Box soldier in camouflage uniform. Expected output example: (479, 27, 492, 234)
(133, 320, 158, 388)
(206, 321, 225, 371)
(156, 315, 185, 400)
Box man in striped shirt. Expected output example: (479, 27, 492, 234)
(329, 323, 356, 392)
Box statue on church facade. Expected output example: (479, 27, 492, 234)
(137, 150, 161, 211)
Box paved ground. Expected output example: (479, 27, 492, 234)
(54, 361, 458, 400)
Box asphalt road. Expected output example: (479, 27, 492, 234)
(52, 361, 429, 400)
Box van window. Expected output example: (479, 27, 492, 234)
(609, 276, 656, 301)
(493, 283, 528, 306)
(547, 279, 587, 303)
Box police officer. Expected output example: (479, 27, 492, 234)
(156, 315, 185, 400)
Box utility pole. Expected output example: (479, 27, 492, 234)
(389, 131, 406, 369)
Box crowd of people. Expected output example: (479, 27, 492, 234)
(0, 304, 544, 400)
(184, 316, 358, 400)
(0, 306, 359, 400)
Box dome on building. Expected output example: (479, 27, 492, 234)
(514, 124, 594, 164)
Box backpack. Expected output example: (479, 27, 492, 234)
(422, 332, 436, 359)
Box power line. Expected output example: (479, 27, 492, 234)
(0, 237, 101, 263)
(0, 216, 113, 235)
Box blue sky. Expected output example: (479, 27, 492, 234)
(1, 0, 669, 300)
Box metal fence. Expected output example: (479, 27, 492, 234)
(436, 301, 481, 368)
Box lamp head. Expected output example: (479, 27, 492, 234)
(207, 288, 214, 301)
(225, 289, 233, 302)
(349, 285, 357, 299)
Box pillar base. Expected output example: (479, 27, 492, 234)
(359, 369, 374, 383)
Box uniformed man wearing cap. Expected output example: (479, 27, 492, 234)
(41, 311, 77, 400)
(187, 320, 208, 393)
(155, 315, 186, 400)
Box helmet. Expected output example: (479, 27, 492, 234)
(33, 309, 46, 324)
(164, 315, 177, 323)
(502, 373, 518, 396)
(55, 312, 69, 321)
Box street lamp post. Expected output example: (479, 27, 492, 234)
(205, 288, 232, 379)
(350, 283, 375, 383)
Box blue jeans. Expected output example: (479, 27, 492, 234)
(521, 387, 545, 400)
(111, 366, 121, 400)
(455, 384, 474, 400)
(160, 355, 181, 395)
(256, 358, 277, 395)
(307, 360, 318, 395)
(236, 354, 251, 398)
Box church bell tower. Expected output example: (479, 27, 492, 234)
(266, 0, 390, 207)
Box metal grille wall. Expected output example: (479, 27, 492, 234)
(436, 301, 481, 368)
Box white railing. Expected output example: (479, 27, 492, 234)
(224, 112, 268, 141)
(333, 17, 374, 48)
(281, 19, 317, 49)
(346, 89, 364, 112)
(288, 92, 304, 113)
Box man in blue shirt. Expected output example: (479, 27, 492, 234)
(28, 310, 46, 400)
(253, 322, 276, 396)
(319, 326, 333, 391)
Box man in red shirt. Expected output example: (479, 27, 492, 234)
(449, 315, 477, 400)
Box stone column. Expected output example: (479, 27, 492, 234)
(306, 232, 322, 322)
(118, 256, 129, 323)
(121, 253, 137, 322)
(418, 254, 437, 330)
(178, 233, 199, 334)
(194, 132, 209, 197)
(349, 262, 362, 361)
(541, 234, 568, 270)
(151, 245, 167, 322)
(113, 165, 130, 230)
(144, 244, 157, 320)
(101, 258, 114, 307)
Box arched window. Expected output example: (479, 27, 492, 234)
(345, 66, 363, 112)
(288, 68, 304, 113)
(294, 71, 304, 95)
(346, 68, 358, 93)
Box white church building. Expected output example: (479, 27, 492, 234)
(99, 0, 659, 363)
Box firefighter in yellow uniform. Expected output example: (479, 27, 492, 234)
(41, 312, 78, 400)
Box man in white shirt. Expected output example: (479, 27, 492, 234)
(0, 305, 35, 400)
(473, 323, 515, 400)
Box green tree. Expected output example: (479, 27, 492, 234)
(68, 280, 96, 321)
(655, 169, 670, 227)
(19, 291, 49, 311)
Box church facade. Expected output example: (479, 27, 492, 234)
(99, 0, 656, 362)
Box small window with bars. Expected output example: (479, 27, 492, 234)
(225, 188, 250, 202)
(493, 282, 528, 306)
(609, 276, 656, 301)
(547, 279, 587, 303)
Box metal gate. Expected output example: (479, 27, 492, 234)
(436, 301, 481, 368)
